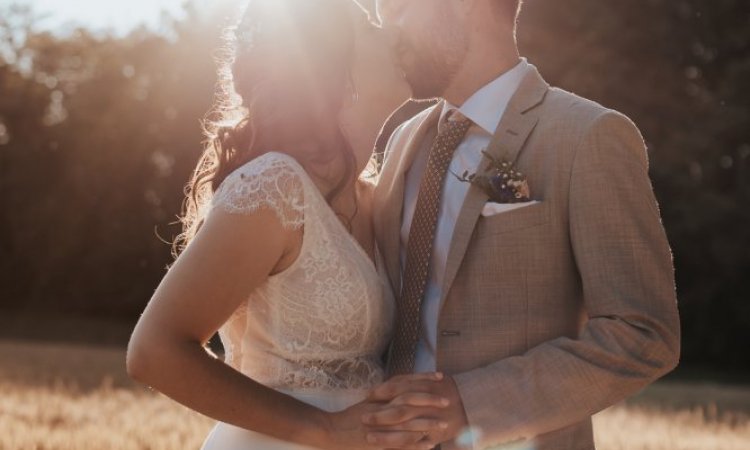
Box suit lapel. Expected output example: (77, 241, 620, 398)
(439, 67, 549, 309)
(381, 102, 445, 295)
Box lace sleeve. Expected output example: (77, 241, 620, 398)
(209, 152, 306, 230)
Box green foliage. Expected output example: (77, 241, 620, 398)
(0, 0, 747, 368)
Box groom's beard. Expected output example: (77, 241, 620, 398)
(397, 28, 468, 100)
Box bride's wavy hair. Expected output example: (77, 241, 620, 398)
(175, 0, 361, 255)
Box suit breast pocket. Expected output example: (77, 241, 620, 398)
(475, 200, 551, 237)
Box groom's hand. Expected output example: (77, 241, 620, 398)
(362, 373, 469, 449)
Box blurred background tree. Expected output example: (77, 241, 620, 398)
(0, 0, 748, 372)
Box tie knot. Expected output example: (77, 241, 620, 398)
(445, 108, 461, 121)
(439, 109, 471, 134)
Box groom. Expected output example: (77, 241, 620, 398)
(364, 0, 681, 449)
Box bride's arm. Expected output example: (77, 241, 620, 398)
(126, 207, 444, 450)
(127, 207, 336, 445)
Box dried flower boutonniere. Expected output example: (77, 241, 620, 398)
(454, 150, 531, 203)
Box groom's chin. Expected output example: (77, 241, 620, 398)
(405, 78, 445, 102)
(401, 67, 449, 101)
(409, 95, 441, 104)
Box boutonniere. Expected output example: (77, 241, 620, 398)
(454, 150, 531, 203)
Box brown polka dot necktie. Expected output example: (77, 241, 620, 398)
(387, 112, 472, 377)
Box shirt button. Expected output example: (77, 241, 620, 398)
(440, 330, 461, 337)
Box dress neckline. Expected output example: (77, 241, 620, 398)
(307, 177, 379, 275)
(274, 152, 379, 276)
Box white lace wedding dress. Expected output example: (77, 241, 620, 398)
(199, 152, 395, 450)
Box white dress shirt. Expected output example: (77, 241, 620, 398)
(400, 58, 531, 372)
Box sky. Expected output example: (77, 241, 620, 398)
(13, 0, 196, 35)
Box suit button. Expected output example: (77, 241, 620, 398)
(440, 330, 461, 337)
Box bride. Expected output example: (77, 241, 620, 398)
(126, 0, 446, 449)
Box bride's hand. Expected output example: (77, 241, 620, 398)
(322, 401, 385, 450)
(322, 373, 449, 450)
(361, 371, 473, 450)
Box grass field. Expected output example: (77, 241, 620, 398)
(1, 340, 749, 450)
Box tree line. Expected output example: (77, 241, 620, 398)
(1, 0, 748, 369)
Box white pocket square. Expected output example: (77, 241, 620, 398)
(481, 200, 540, 217)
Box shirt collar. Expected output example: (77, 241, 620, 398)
(440, 57, 531, 134)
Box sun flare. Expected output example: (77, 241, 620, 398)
(22, 0, 200, 34)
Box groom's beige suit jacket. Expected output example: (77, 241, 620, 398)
(373, 66, 681, 450)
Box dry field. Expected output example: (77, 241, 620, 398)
(1, 340, 748, 450)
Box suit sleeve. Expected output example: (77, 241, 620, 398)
(452, 111, 681, 448)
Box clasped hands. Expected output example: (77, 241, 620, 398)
(325, 372, 469, 450)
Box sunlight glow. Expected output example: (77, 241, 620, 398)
(20, 0, 197, 34)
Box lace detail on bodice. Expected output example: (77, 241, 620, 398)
(210, 153, 305, 229)
(209, 152, 395, 394)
